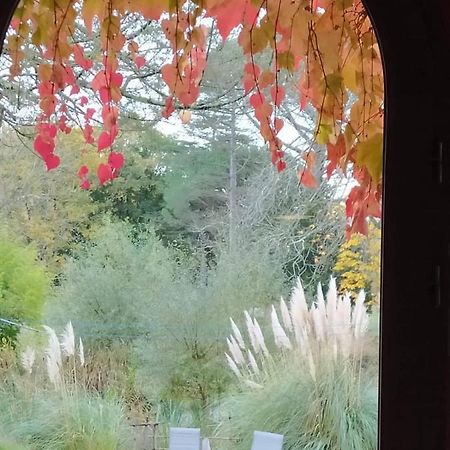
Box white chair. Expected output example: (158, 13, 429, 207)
(169, 427, 201, 450)
(250, 431, 284, 450)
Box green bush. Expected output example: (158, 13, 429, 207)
(221, 358, 378, 450)
(45, 221, 180, 344)
(0, 232, 48, 344)
(219, 279, 378, 450)
(0, 390, 132, 450)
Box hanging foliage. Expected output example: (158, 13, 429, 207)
(5, 0, 383, 235)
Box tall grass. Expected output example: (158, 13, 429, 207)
(222, 358, 377, 450)
(221, 278, 378, 450)
(0, 323, 133, 450)
(0, 390, 132, 450)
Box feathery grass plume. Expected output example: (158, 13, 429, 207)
(316, 282, 327, 336)
(271, 305, 291, 350)
(78, 337, 85, 367)
(222, 278, 377, 450)
(60, 321, 75, 357)
(289, 278, 309, 346)
(43, 325, 62, 387)
(247, 350, 259, 374)
(227, 277, 371, 383)
(230, 317, 245, 349)
(244, 310, 260, 354)
(326, 277, 338, 330)
(306, 347, 316, 381)
(353, 290, 369, 338)
(311, 307, 325, 342)
(227, 336, 245, 365)
(225, 353, 241, 378)
(253, 318, 269, 356)
(279, 297, 292, 332)
(336, 293, 352, 357)
(21, 346, 36, 374)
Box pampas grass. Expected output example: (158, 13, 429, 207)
(0, 390, 132, 450)
(43, 326, 62, 388)
(226, 277, 371, 382)
(222, 277, 378, 450)
(20, 347, 35, 375)
(221, 357, 378, 450)
(60, 322, 75, 358)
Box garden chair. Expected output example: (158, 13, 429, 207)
(250, 431, 284, 450)
(169, 427, 201, 450)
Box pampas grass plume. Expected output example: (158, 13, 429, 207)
(61, 321, 75, 357)
(43, 325, 62, 387)
(271, 305, 291, 350)
(79, 337, 85, 367)
(230, 317, 245, 349)
(21, 346, 36, 374)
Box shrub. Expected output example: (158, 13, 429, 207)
(45, 221, 180, 344)
(221, 278, 378, 450)
(0, 390, 132, 450)
(0, 231, 48, 344)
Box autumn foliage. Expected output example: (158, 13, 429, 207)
(5, 0, 383, 235)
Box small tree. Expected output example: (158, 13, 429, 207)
(0, 231, 48, 344)
(333, 221, 381, 302)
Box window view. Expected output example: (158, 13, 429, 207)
(0, 1, 383, 449)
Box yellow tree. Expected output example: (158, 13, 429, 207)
(333, 221, 381, 301)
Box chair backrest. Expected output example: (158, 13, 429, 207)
(250, 430, 284, 450)
(169, 427, 201, 450)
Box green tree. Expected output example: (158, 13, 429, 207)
(0, 130, 100, 275)
(0, 231, 48, 344)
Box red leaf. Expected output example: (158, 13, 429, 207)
(298, 168, 318, 189)
(39, 96, 57, 117)
(37, 123, 57, 138)
(162, 97, 175, 119)
(326, 134, 346, 178)
(276, 160, 286, 172)
(102, 105, 119, 130)
(135, 56, 146, 70)
(99, 87, 110, 104)
(111, 72, 123, 88)
(271, 85, 286, 107)
(91, 71, 106, 91)
(78, 165, 89, 178)
(70, 84, 80, 95)
(74, 44, 93, 71)
(274, 118, 284, 134)
(34, 135, 55, 157)
(83, 124, 95, 144)
(97, 131, 112, 151)
(80, 96, 89, 106)
(85, 108, 95, 121)
(178, 84, 200, 106)
(97, 163, 113, 185)
(80, 179, 91, 190)
(250, 92, 264, 109)
(108, 152, 124, 172)
(161, 64, 177, 91)
(44, 154, 60, 171)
